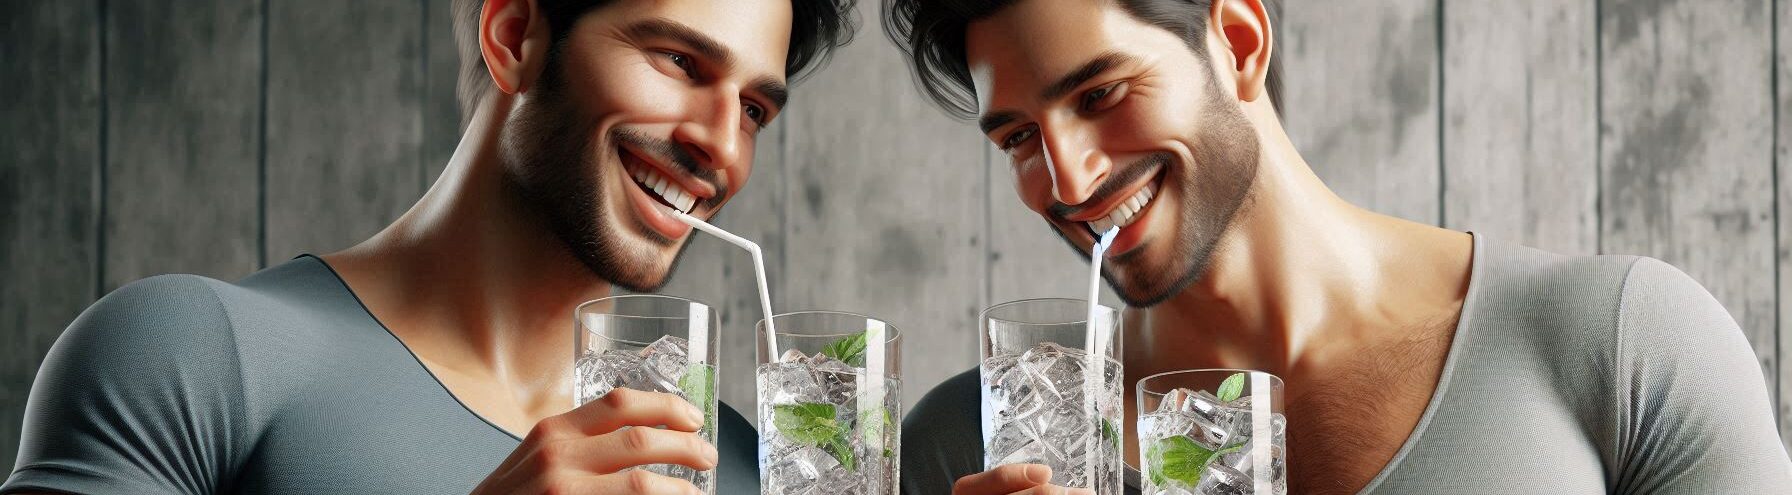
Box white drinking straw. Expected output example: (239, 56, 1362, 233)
(1083, 226, 1119, 486)
(670, 210, 779, 357)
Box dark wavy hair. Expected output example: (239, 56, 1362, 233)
(453, 0, 858, 122)
(884, 0, 1282, 119)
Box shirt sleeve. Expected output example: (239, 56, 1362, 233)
(1610, 258, 1792, 493)
(2, 275, 250, 495)
(899, 369, 986, 495)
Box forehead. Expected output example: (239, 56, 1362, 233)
(964, 0, 1172, 110)
(597, 0, 794, 80)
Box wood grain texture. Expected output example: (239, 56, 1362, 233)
(1279, 0, 1441, 224)
(103, 0, 261, 288)
(423, 0, 462, 187)
(778, 0, 988, 412)
(0, 0, 101, 470)
(265, 0, 424, 261)
(1776, 0, 1791, 449)
(1441, 0, 1598, 255)
(1601, 0, 1776, 408)
(648, 120, 788, 424)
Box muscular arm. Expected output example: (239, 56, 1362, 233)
(1609, 258, 1792, 492)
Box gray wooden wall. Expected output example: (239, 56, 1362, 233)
(3, 0, 1788, 469)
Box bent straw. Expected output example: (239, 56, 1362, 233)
(1083, 226, 1119, 486)
(670, 209, 778, 357)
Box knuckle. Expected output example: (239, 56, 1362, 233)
(621, 426, 655, 452)
(601, 388, 636, 407)
(624, 468, 659, 493)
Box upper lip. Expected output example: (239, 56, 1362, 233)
(618, 143, 720, 201)
(1056, 165, 1163, 223)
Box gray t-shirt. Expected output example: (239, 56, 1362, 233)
(900, 235, 1792, 494)
(3, 256, 760, 494)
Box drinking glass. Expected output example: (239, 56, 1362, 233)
(574, 295, 720, 494)
(979, 298, 1123, 492)
(755, 311, 902, 494)
(1137, 369, 1287, 494)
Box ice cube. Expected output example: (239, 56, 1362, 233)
(759, 362, 824, 404)
(1158, 388, 1190, 414)
(1138, 411, 1194, 439)
(1195, 463, 1251, 495)
(574, 350, 644, 404)
(1179, 389, 1227, 422)
(638, 336, 690, 392)
(780, 348, 810, 363)
(1221, 439, 1285, 481)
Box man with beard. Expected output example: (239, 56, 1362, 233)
(884, 0, 1792, 494)
(3, 0, 850, 493)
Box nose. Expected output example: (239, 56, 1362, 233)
(671, 86, 744, 172)
(1040, 122, 1110, 206)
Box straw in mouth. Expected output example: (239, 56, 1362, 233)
(668, 209, 780, 357)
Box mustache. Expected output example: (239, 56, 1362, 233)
(1045, 152, 1172, 220)
(610, 128, 726, 209)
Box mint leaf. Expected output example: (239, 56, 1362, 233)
(1101, 418, 1120, 450)
(859, 408, 896, 460)
(676, 364, 716, 427)
(773, 402, 857, 470)
(1216, 372, 1246, 402)
(819, 331, 870, 367)
(1148, 435, 1214, 487)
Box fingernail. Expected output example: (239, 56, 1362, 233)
(705, 441, 719, 462)
(1025, 464, 1051, 484)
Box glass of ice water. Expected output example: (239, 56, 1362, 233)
(574, 295, 720, 494)
(979, 298, 1123, 492)
(1137, 370, 1287, 495)
(755, 311, 902, 494)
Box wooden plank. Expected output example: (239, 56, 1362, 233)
(984, 143, 1124, 307)
(103, 0, 261, 287)
(1441, 0, 1598, 255)
(1279, 0, 1441, 224)
(1776, 0, 1791, 450)
(1602, 0, 1776, 421)
(265, 0, 425, 261)
(0, 0, 101, 470)
(778, 0, 988, 412)
(651, 120, 788, 424)
(423, 0, 462, 187)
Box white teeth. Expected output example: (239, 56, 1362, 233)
(1087, 181, 1159, 233)
(630, 165, 698, 214)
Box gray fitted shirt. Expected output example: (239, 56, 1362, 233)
(3, 256, 760, 494)
(900, 235, 1792, 494)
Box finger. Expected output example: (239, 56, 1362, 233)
(953, 464, 1052, 494)
(580, 426, 719, 474)
(1012, 486, 1094, 495)
(565, 469, 703, 495)
(562, 388, 706, 435)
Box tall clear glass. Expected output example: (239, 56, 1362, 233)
(1137, 370, 1287, 495)
(574, 295, 720, 494)
(979, 298, 1123, 492)
(755, 311, 902, 494)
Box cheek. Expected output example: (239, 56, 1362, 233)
(1012, 156, 1055, 212)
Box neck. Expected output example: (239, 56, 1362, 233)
(1128, 119, 1471, 380)
(325, 99, 610, 391)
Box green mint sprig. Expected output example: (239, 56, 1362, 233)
(818, 330, 870, 367)
(1147, 435, 1214, 487)
(1216, 372, 1246, 402)
(773, 402, 856, 470)
(676, 363, 716, 428)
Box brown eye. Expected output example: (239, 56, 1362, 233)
(1000, 125, 1037, 151)
(743, 103, 766, 127)
(659, 51, 697, 78)
(1082, 81, 1127, 112)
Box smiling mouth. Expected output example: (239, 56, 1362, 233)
(1086, 177, 1159, 234)
(622, 149, 698, 214)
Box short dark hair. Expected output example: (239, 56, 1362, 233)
(883, 0, 1282, 119)
(453, 0, 857, 122)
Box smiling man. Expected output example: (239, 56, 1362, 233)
(885, 0, 1792, 494)
(3, 1, 850, 494)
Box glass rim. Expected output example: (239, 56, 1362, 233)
(1135, 368, 1285, 397)
(574, 293, 712, 314)
(756, 310, 902, 343)
(980, 297, 1119, 326)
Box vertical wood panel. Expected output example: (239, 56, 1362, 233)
(1602, 0, 1777, 413)
(265, 0, 425, 260)
(780, 0, 988, 412)
(1775, 0, 1791, 448)
(104, 0, 262, 288)
(1280, 0, 1441, 224)
(650, 120, 787, 424)
(1442, 0, 1598, 255)
(0, 0, 101, 470)
(423, 0, 462, 187)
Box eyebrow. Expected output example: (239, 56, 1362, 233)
(624, 18, 789, 112)
(978, 51, 1135, 135)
